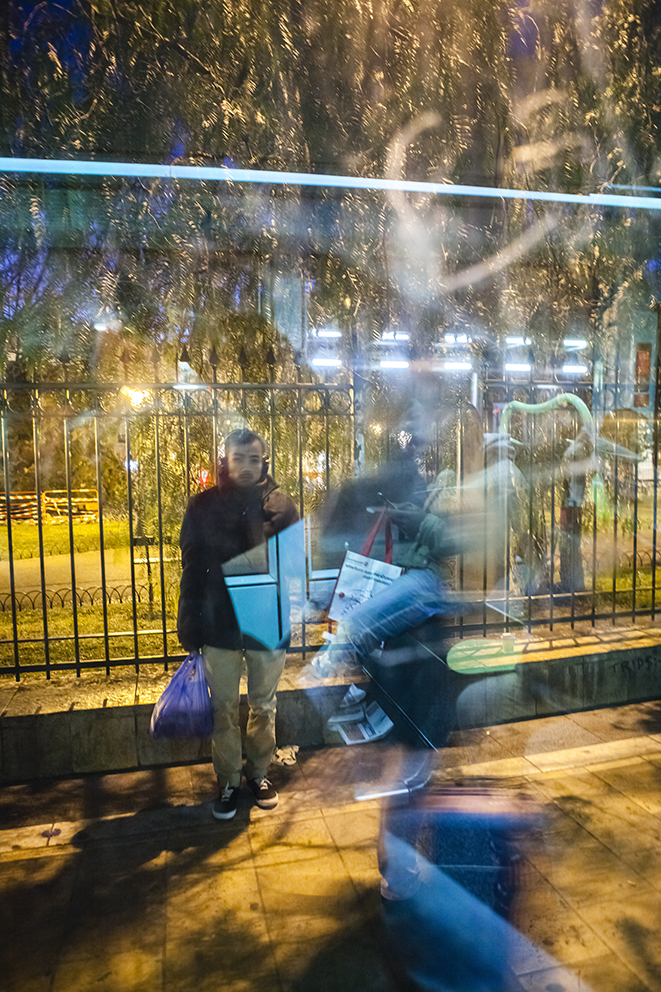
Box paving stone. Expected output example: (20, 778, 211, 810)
(617, 847, 661, 894)
(3, 700, 661, 992)
(165, 866, 278, 992)
(513, 870, 610, 967)
(52, 950, 164, 992)
(0, 853, 78, 992)
(322, 807, 381, 882)
(552, 792, 661, 859)
(517, 953, 649, 991)
(587, 757, 661, 814)
(248, 808, 336, 867)
(256, 850, 365, 943)
(273, 921, 398, 992)
(576, 891, 661, 991)
(59, 849, 167, 962)
(0, 821, 52, 855)
(569, 701, 661, 739)
(165, 823, 253, 872)
(164, 940, 280, 992)
(455, 754, 538, 778)
(443, 725, 514, 767)
(526, 736, 661, 771)
(486, 713, 603, 756)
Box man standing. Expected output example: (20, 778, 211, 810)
(177, 428, 299, 819)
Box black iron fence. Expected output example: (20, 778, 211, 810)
(0, 375, 658, 680)
(0, 379, 353, 678)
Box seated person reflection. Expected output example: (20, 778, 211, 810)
(315, 421, 520, 675)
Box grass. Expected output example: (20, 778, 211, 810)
(0, 519, 131, 560)
(0, 600, 183, 672)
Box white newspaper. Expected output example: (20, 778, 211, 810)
(329, 551, 403, 622)
(335, 700, 394, 745)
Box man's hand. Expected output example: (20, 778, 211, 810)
(388, 504, 425, 538)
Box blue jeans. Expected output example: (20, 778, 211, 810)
(335, 567, 459, 662)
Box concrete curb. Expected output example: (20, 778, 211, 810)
(0, 683, 352, 784)
(2, 633, 661, 783)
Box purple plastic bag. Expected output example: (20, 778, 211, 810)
(149, 651, 214, 738)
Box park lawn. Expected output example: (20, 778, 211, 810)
(0, 519, 131, 560)
(0, 600, 182, 673)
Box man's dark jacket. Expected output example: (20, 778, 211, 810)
(177, 475, 299, 652)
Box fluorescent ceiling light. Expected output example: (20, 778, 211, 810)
(444, 361, 472, 371)
(506, 336, 532, 346)
(312, 357, 342, 368)
(315, 328, 342, 338)
(380, 359, 410, 369)
(1, 158, 660, 211)
(563, 338, 589, 350)
(380, 331, 410, 342)
(505, 362, 531, 372)
(562, 363, 588, 374)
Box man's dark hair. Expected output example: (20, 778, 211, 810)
(216, 428, 270, 486)
(223, 428, 268, 456)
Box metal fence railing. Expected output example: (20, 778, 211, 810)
(0, 375, 657, 680)
(0, 379, 354, 679)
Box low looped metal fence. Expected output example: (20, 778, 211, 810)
(0, 582, 180, 612)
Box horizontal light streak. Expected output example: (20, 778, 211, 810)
(1, 157, 661, 211)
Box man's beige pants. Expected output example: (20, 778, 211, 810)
(202, 645, 286, 788)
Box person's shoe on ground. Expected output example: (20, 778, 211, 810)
(247, 777, 278, 809)
(309, 644, 359, 678)
(212, 784, 239, 820)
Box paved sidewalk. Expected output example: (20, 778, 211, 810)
(2, 700, 661, 991)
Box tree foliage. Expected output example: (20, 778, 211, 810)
(0, 0, 660, 379)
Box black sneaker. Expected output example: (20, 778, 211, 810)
(212, 785, 239, 820)
(247, 777, 278, 809)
